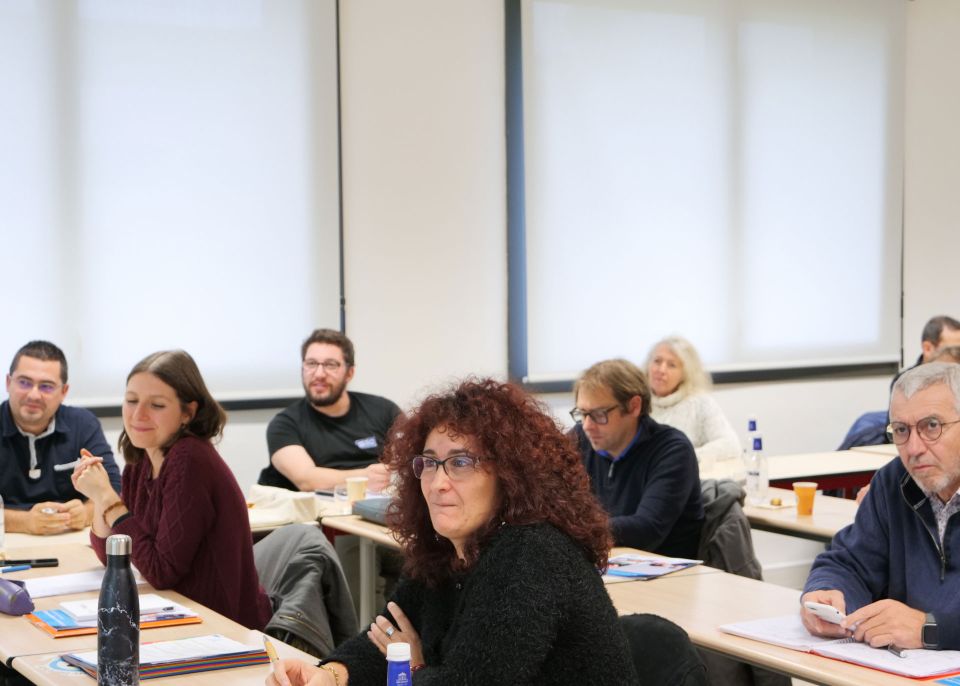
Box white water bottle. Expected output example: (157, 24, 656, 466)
(744, 434, 768, 505)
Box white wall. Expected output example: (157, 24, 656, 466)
(903, 0, 960, 359)
(100, 2, 960, 582)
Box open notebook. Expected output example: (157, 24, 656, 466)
(720, 614, 960, 679)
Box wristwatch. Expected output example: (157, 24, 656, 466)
(922, 612, 938, 649)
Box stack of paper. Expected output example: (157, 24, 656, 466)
(604, 554, 702, 580)
(24, 570, 145, 598)
(27, 594, 201, 638)
(62, 634, 269, 679)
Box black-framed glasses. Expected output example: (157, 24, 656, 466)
(569, 405, 621, 425)
(302, 359, 343, 374)
(412, 453, 482, 480)
(12, 376, 61, 395)
(886, 416, 960, 445)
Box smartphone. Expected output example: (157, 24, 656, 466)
(803, 601, 845, 625)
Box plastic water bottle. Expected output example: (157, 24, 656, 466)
(744, 434, 768, 505)
(386, 642, 412, 686)
(98, 534, 139, 685)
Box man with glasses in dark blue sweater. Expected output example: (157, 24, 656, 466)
(802, 362, 960, 652)
(572, 358, 703, 559)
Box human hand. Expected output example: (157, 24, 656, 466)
(264, 659, 338, 686)
(844, 599, 926, 649)
(855, 483, 871, 504)
(59, 499, 88, 530)
(800, 590, 849, 638)
(368, 601, 425, 666)
(363, 463, 391, 492)
(27, 502, 71, 535)
(72, 461, 113, 503)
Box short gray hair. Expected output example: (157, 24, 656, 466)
(892, 362, 960, 414)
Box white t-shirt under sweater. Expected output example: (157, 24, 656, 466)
(650, 388, 741, 470)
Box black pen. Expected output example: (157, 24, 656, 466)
(1, 558, 59, 568)
(887, 644, 907, 658)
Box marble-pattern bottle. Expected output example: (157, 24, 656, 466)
(98, 534, 140, 685)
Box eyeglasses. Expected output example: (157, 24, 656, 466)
(886, 416, 960, 445)
(569, 405, 621, 425)
(302, 359, 343, 374)
(12, 376, 61, 395)
(412, 453, 482, 480)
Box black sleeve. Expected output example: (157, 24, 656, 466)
(323, 579, 425, 686)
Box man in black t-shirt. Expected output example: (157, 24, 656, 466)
(259, 329, 401, 492)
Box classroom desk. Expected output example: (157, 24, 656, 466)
(743, 487, 858, 543)
(850, 443, 899, 457)
(319, 515, 399, 625)
(6, 512, 303, 551)
(606, 569, 920, 686)
(766, 450, 893, 499)
(0, 543, 314, 685)
(5, 529, 91, 551)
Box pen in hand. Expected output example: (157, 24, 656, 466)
(887, 644, 907, 658)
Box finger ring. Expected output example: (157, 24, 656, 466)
(385, 626, 395, 637)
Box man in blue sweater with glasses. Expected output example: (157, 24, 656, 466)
(802, 362, 960, 651)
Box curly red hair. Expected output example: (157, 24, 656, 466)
(383, 378, 612, 586)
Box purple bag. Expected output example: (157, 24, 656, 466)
(0, 578, 34, 615)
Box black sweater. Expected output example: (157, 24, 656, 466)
(326, 523, 639, 685)
(576, 415, 704, 558)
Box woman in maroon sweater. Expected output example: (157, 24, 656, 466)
(73, 350, 272, 630)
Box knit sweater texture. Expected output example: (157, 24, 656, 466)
(650, 388, 741, 467)
(325, 523, 639, 685)
(91, 436, 273, 629)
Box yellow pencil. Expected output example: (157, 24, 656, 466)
(263, 635, 281, 676)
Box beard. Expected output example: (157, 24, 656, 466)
(305, 376, 348, 408)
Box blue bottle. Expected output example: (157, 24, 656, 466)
(386, 642, 412, 686)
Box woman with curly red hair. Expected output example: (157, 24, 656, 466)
(267, 378, 638, 686)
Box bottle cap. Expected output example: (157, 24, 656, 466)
(387, 642, 411, 661)
(106, 534, 132, 556)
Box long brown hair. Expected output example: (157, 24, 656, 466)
(384, 378, 612, 586)
(118, 350, 226, 464)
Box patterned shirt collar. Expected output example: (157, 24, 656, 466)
(928, 489, 960, 545)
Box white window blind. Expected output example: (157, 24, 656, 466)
(0, 0, 341, 404)
(518, 0, 904, 382)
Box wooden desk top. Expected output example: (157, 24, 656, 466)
(767, 451, 893, 481)
(1, 543, 315, 685)
(11, 631, 312, 686)
(5, 529, 91, 551)
(0, 544, 251, 663)
(743, 487, 858, 542)
(849, 443, 899, 457)
(320, 514, 401, 550)
(701, 450, 894, 483)
(607, 570, 919, 686)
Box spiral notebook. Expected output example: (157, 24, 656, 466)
(720, 615, 960, 678)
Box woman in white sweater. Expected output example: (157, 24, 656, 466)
(646, 336, 741, 472)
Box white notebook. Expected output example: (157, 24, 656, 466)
(720, 614, 960, 678)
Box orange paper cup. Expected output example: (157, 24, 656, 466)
(793, 482, 818, 515)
